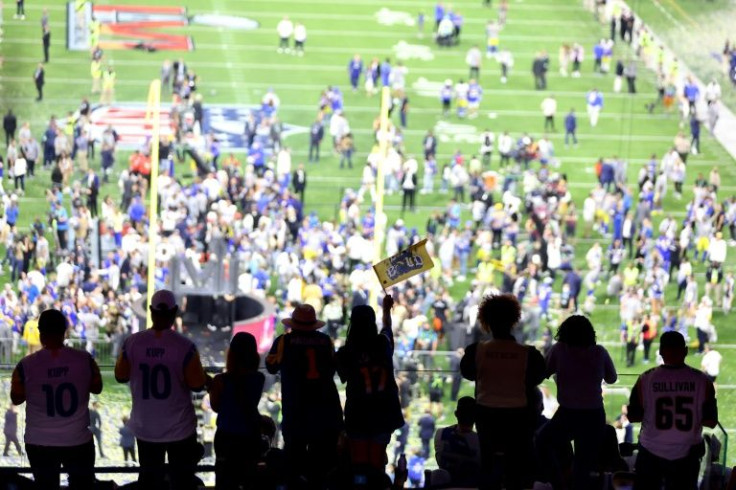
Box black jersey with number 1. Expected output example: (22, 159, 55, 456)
(266, 330, 343, 438)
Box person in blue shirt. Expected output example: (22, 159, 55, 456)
(434, 1, 445, 30)
(586, 88, 604, 127)
(564, 108, 577, 147)
(593, 40, 604, 73)
(380, 58, 392, 87)
(5, 200, 19, 228)
(53, 203, 69, 250)
(450, 10, 463, 44)
(348, 55, 363, 92)
(467, 80, 482, 119)
(684, 78, 700, 112)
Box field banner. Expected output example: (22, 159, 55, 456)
(66, 1, 92, 51)
(67, 3, 261, 52)
(373, 239, 434, 289)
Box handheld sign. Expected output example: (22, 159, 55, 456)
(373, 239, 434, 290)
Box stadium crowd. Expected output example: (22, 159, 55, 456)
(0, 1, 732, 489)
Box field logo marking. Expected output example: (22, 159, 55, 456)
(83, 103, 307, 151)
(393, 41, 435, 61)
(375, 8, 416, 27)
(412, 76, 445, 97)
(434, 120, 480, 144)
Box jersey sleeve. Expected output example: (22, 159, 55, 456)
(183, 346, 207, 391)
(627, 376, 645, 423)
(460, 343, 478, 381)
(702, 379, 718, 428)
(114, 337, 131, 383)
(601, 346, 618, 384)
(89, 354, 103, 395)
(10, 361, 25, 405)
(527, 346, 547, 387)
(265, 335, 286, 374)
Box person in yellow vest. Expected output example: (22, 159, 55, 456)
(22, 317, 41, 355)
(100, 65, 116, 105)
(622, 262, 639, 288)
(90, 58, 102, 93)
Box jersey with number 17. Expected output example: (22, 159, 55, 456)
(120, 329, 201, 442)
(631, 365, 717, 460)
(17, 347, 98, 446)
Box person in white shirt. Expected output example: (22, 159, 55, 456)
(12, 157, 26, 193)
(466, 45, 482, 79)
(700, 344, 722, 386)
(293, 22, 306, 56)
(497, 131, 513, 168)
(276, 16, 294, 54)
(704, 79, 721, 106)
(707, 231, 726, 265)
(541, 95, 557, 132)
(497, 49, 513, 84)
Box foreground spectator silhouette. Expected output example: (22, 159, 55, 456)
(627, 331, 719, 490)
(266, 304, 343, 489)
(460, 294, 546, 490)
(208, 332, 265, 490)
(336, 295, 404, 486)
(434, 396, 481, 487)
(11, 308, 103, 489)
(114, 290, 207, 490)
(537, 315, 617, 489)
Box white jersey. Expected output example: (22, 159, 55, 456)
(121, 329, 200, 442)
(277, 19, 294, 39)
(18, 347, 97, 446)
(630, 365, 717, 460)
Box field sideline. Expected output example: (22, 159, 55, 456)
(1, 0, 736, 468)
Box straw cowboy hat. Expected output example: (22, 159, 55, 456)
(282, 304, 325, 331)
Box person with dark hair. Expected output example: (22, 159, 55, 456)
(336, 295, 404, 483)
(10, 308, 103, 489)
(460, 293, 546, 490)
(208, 332, 265, 489)
(266, 304, 343, 488)
(627, 331, 718, 490)
(114, 290, 208, 490)
(434, 396, 481, 487)
(537, 315, 617, 489)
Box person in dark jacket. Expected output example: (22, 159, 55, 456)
(564, 109, 577, 147)
(266, 304, 343, 489)
(119, 415, 137, 464)
(292, 163, 307, 203)
(308, 119, 324, 162)
(33, 63, 45, 101)
(336, 295, 404, 482)
(532, 51, 549, 90)
(417, 409, 436, 459)
(3, 110, 17, 147)
(208, 332, 265, 489)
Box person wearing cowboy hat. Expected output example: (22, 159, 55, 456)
(266, 303, 343, 489)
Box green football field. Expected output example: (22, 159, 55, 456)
(1, 0, 736, 469)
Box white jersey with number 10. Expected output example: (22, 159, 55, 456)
(122, 329, 199, 443)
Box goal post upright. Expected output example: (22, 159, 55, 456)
(145, 79, 162, 328)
